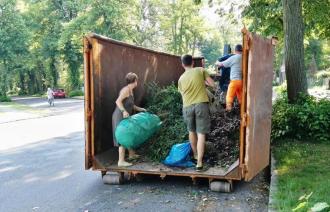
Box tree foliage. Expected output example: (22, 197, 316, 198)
(0, 0, 329, 97)
(0, 0, 29, 96)
(1, 0, 224, 96)
(242, 0, 329, 102)
(159, 0, 206, 55)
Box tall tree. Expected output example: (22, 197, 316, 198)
(0, 0, 29, 96)
(283, 0, 307, 102)
(160, 0, 206, 55)
(58, 0, 137, 90)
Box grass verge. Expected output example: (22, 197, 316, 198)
(273, 140, 330, 211)
(0, 102, 34, 111)
(0, 102, 46, 116)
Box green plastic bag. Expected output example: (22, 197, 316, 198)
(115, 112, 162, 149)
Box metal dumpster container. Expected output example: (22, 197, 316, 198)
(83, 30, 275, 192)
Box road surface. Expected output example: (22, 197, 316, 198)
(0, 97, 269, 212)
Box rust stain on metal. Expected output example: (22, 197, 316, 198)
(83, 37, 92, 170)
(244, 33, 274, 181)
(239, 29, 250, 172)
(86, 34, 188, 155)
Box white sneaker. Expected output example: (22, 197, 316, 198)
(117, 161, 133, 167)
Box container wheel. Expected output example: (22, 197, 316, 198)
(102, 172, 124, 185)
(134, 174, 144, 182)
(101, 171, 107, 178)
(209, 181, 233, 193)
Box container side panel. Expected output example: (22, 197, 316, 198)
(91, 38, 101, 156)
(84, 38, 92, 169)
(244, 34, 274, 181)
(240, 31, 249, 168)
(93, 39, 185, 155)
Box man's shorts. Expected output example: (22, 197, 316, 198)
(182, 102, 210, 134)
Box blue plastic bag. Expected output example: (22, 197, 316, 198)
(163, 142, 195, 167)
(115, 112, 162, 149)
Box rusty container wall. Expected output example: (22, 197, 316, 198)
(243, 33, 274, 181)
(87, 34, 195, 155)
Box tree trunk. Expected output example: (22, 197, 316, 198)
(191, 34, 197, 56)
(283, 0, 307, 103)
(28, 70, 37, 94)
(178, 16, 184, 55)
(19, 70, 26, 94)
(309, 54, 317, 76)
(50, 56, 58, 88)
(0, 59, 8, 96)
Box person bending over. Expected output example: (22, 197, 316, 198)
(112, 72, 146, 167)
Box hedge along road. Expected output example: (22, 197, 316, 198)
(0, 96, 269, 212)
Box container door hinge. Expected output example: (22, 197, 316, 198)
(88, 156, 93, 167)
(84, 39, 93, 53)
(87, 109, 92, 121)
(242, 113, 248, 127)
(240, 164, 248, 176)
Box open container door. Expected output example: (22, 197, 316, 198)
(83, 37, 94, 169)
(244, 33, 275, 181)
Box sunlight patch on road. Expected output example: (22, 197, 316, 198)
(0, 165, 21, 173)
(0, 111, 84, 151)
(0, 160, 11, 166)
(23, 174, 41, 183)
(49, 170, 73, 181)
(27, 99, 82, 108)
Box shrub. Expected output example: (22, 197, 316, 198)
(272, 94, 330, 142)
(68, 90, 84, 97)
(0, 96, 11, 102)
(315, 69, 330, 79)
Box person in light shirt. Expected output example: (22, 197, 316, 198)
(47, 88, 54, 106)
(215, 44, 243, 111)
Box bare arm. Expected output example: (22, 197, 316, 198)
(215, 61, 224, 67)
(201, 68, 215, 88)
(115, 87, 130, 117)
(134, 105, 146, 112)
(205, 76, 215, 88)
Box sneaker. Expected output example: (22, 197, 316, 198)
(118, 161, 133, 167)
(196, 165, 208, 172)
(196, 165, 204, 172)
(128, 154, 140, 160)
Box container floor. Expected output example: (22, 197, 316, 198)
(94, 149, 239, 177)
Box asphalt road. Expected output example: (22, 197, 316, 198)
(0, 97, 269, 212)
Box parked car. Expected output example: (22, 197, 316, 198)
(52, 89, 66, 98)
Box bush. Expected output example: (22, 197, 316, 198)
(0, 96, 11, 102)
(315, 69, 330, 79)
(313, 69, 330, 87)
(272, 94, 330, 142)
(68, 90, 84, 97)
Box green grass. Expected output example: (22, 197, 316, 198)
(31, 93, 46, 97)
(68, 90, 84, 97)
(0, 102, 46, 116)
(0, 96, 11, 102)
(0, 102, 33, 110)
(273, 140, 330, 211)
